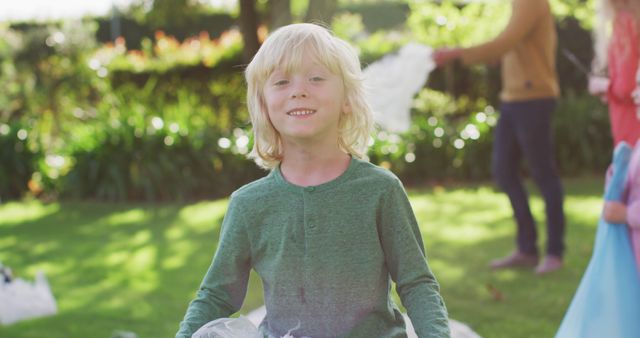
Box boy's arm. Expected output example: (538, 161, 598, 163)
(378, 179, 450, 338)
(175, 197, 252, 338)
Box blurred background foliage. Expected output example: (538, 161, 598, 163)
(0, 0, 607, 202)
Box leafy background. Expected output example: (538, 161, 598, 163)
(1, 0, 608, 202)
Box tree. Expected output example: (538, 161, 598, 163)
(269, 0, 292, 29)
(239, 0, 261, 63)
(238, 0, 338, 62)
(304, 0, 337, 25)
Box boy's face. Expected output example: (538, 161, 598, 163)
(262, 51, 350, 146)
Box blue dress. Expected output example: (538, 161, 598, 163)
(556, 143, 640, 338)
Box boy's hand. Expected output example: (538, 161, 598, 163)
(433, 47, 462, 67)
(603, 201, 628, 224)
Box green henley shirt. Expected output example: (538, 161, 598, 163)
(176, 157, 450, 338)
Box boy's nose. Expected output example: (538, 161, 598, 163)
(290, 81, 308, 98)
(291, 91, 308, 98)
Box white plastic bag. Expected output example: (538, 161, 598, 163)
(0, 270, 58, 325)
(192, 316, 261, 338)
(192, 315, 302, 338)
(363, 43, 435, 133)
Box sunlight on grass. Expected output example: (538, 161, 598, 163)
(429, 259, 466, 281)
(32, 240, 60, 256)
(130, 229, 152, 246)
(411, 187, 514, 244)
(163, 240, 197, 270)
(126, 246, 156, 274)
(0, 200, 59, 225)
(177, 200, 228, 232)
(105, 209, 148, 226)
(24, 261, 72, 278)
(492, 270, 520, 282)
(433, 224, 505, 243)
(156, 200, 229, 272)
(105, 250, 130, 267)
(61, 277, 117, 310)
(0, 235, 17, 250)
(565, 196, 602, 226)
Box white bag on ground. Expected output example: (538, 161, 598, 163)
(244, 306, 481, 338)
(0, 270, 58, 325)
(192, 316, 261, 338)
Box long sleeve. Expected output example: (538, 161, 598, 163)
(175, 196, 252, 338)
(605, 11, 640, 145)
(459, 0, 543, 65)
(378, 179, 450, 338)
(607, 12, 640, 106)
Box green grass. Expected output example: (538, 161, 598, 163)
(0, 176, 605, 338)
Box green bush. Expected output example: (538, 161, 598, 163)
(58, 76, 260, 201)
(553, 94, 612, 175)
(0, 122, 37, 200)
(369, 89, 495, 183)
(368, 90, 611, 185)
(62, 122, 263, 202)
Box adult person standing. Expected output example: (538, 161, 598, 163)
(433, 0, 566, 274)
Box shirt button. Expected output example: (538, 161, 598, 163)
(308, 223, 316, 229)
(306, 187, 315, 192)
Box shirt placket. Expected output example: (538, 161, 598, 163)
(301, 186, 318, 306)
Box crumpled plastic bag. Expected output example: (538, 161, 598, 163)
(363, 43, 434, 133)
(192, 317, 261, 338)
(0, 270, 58, 325)
(192, 316, 300, 338)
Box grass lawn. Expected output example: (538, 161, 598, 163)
(0, 175, 605, 338)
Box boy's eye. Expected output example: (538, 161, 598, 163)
(310, 76, 325, 82)
(274, 79, 289, 86)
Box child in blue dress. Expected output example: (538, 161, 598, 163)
(175, 23, 450, 338)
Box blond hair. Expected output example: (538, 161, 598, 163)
(245, 23, 374, 170)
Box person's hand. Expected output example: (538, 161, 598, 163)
(432, 47, 462, 67)
(603, 201, 628, 224)
(588, 76, 609, 103)
(628, 200, 640, 228)
(632, 87, 640, 120)
(632, 86, 640, 107)
(588, 76, 609, 96)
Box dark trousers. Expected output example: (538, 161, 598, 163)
(493, 98, 565, 257)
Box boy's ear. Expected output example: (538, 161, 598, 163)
(342, 100, 352, 114)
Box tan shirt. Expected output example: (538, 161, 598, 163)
(460, 0, 559, 102)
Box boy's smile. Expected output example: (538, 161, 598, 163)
(286, 108, 317, 117)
